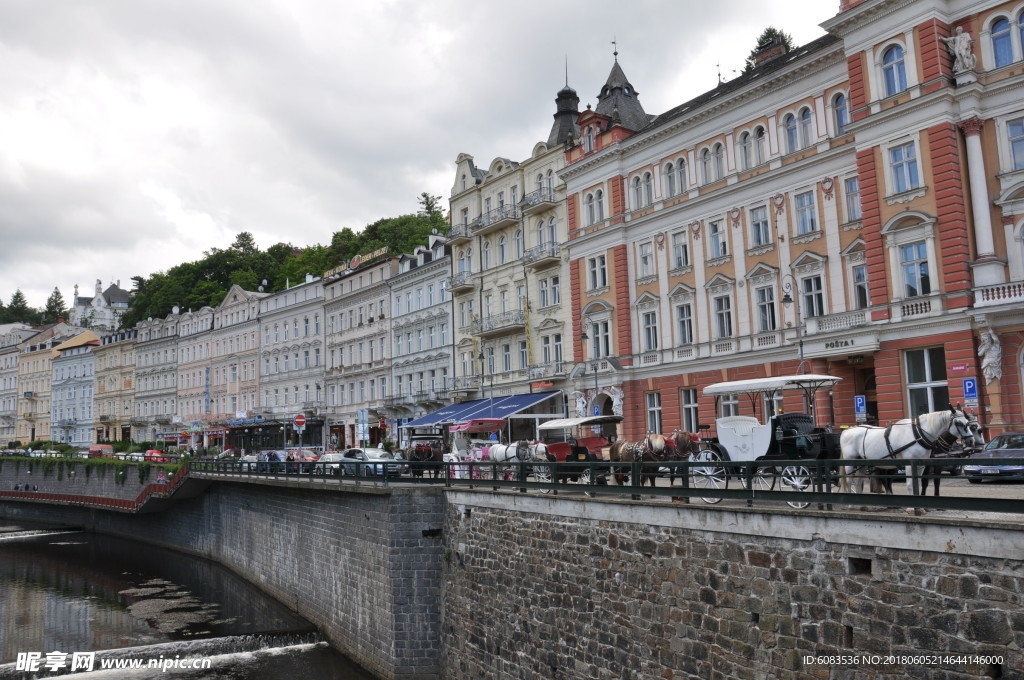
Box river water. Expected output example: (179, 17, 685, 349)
(0, 521, 376, 679)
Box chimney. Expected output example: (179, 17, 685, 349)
(753, 36, 789, 67)
(839, 0, 870, 11)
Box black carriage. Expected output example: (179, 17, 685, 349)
(694, 375, 842, 507)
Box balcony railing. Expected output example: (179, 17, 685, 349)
(522, 242, 560, 268)
(445, 271, 475, 292)
(448, 222, 473, 242)
(471, 205, 521, 234)
(99, 415, 112, 422)
(472, 310, 527, 337)
(527, 362, 565, 379)
(449, 376, 481, 391)
(807, 310, 868, 334)
(975, 280, 1024, 308)
(520, 187, 557, 215)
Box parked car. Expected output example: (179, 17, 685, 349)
(963, 432, 1024, 483)
(144, 450, 169, 463)
(338, 448, 408, 476)
(315, 452, 348, 475)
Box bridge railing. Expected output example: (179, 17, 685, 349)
(187, 457, 1024, 515)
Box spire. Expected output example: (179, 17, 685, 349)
(548, 72, 580, 148)
(594, 53, 647, 132)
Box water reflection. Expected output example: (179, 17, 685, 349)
(0, 522, 375, 679)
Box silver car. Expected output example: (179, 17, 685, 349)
(338, 448, 408, 476)
(963, 432, 1024, 483)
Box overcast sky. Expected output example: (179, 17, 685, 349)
(0, 0, 837, 310)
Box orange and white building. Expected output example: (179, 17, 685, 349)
(561, 0, 1024, 438)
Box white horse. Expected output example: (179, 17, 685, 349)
(839, 405, 975, 497)
(487, 441, 550, 481)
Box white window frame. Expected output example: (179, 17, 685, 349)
(844, 176, 862, 221)
(638, 242, 654, 278)
(642, 310, 658, 351)
(832, 92, 849, 136)
(708, 219, 727, 259)
(750, 206, 770, 247)
(905, 347, 949, 417)
(888, 140, 920, 194)
(794, 191, 818, 234)
(676, 303, 694, 344)
(588, 255, 608, 291)
(713, 295, 733, 338)
(671, 230, 690, 269)
(881, 43, 908, 97)
(645, 392, 663, 434)
(755, 286, 776, 332)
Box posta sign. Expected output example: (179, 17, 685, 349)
(294, 414, 306, 428)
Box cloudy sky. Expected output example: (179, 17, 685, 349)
(0, 0, 837, 310)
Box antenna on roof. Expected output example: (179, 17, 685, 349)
(611, 37, 618, 63)
(565, 55, 569, 87)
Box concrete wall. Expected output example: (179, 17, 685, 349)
(0, 474, 446, 680)
(439, 492, 1023, 680)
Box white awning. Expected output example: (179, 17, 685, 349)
(538, 415, 624, 431)
(703, 374, 841, 396)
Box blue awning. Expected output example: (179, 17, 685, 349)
(402, 391, 562, 429)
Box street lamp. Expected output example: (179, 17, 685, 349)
(780, 274, 806, 375)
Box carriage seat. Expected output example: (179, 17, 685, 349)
(715, 416, 763, 462)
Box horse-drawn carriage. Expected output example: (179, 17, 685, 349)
(694, 374, 843, 507)
(537, 415, 623, 485)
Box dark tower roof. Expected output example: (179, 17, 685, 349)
(594, 59, 648, 131)
(547, 84, 580, 147)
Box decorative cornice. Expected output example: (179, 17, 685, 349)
(957, 117, 984, 137)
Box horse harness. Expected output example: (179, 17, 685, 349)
(866, 415, 962, 460)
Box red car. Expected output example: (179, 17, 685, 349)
(144, 450, 169, 463)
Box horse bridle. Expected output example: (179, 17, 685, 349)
(880, 409, 971, 458)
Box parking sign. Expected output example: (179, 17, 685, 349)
(854, 395, 867, 422)
(963, 377, 979, 407)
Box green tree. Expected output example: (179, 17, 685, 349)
(43, 287, 67, 323)
(5, 290, 33, 324)
(743, 27, 794, 73)
(231, 231, 259, 256)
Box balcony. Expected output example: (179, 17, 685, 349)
(806, 310, 868, 334)
(448, 222, 473, 244)
(445, 272, 475, 293)
(522, 242, 560, 269)
(974, 280, 1024, 308)
(472, 310, 527, 337)
(99, 415, 113, 422)
(155, 415, 172, 424)
(130, 417, 148, 426)
(449, 376, 481, 392)
(56, 419, 77, 428)
(520, 187, 557, 215)
(471, 205, 521, 235)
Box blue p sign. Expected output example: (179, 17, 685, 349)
(963, 378, 977, 400)
(593, 405, 600, 416)
(854, 395, 866, 414)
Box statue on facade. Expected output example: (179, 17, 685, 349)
(979, 328, 1002, 384)
(572, 391, 587, 418)
(941, 27, 976, 74)
(607, 386, 624, 416)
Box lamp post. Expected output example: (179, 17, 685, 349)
(780, 274, 806, 375)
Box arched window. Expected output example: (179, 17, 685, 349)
(482, 240, 491, 269)
(992, 17, 1012, 67)
(537, 219, 547, 245)
(632, 176, 643, 207)
(586, 193, 596, 225)
(739, 132, 752, 170)
(676, 159, 687, 191)
(595, 189, 605, 221)
(461, 174, 467, 191)
(783, 114, 798, 153)
(882, 45, 907, 96)
(498, 236, 507, 264)
(754, 127, 766, 164)
(643, 172, 653, 205)
(701, 149, 712, 184)
(799, 108, 813, 148)
(546, 170, 554, 192)
(712, 144, 724, 180)
(536, 173, 544, 192)
(584, 127, 595, 152)
(546, 217, 556, 245)
(514, 230, 524, 258)
(833, 93, 848, 135)
(665, 162, 676, 197)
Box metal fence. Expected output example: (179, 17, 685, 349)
(187, 457, 1024, 514)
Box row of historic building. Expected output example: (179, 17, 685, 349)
(2, 0, 1023, 451)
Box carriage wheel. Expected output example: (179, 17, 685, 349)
(690, 449, 727, 504)
(779, 465, 811, 509)
(532, 465, 552, 492)
(577, 467, 593, 486)
(742, 461, 776, 492)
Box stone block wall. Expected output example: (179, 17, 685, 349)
(0, 458, 165, 501)
(0, 481, 446, 680)
(439, 492, 1022, 680)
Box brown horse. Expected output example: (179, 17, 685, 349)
(409, 440, 444, 478)
(609, 433, 668, 486)
(663, 430, 701, 485)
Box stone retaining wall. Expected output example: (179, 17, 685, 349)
(0, 479, 446, 680)
(439, 492, 1022, 680)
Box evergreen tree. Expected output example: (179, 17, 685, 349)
(231, 231, 259, 256)
(6, 290, 32, 324)
(743, 27, 794, 73)
(43, 287, 67, 323)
